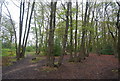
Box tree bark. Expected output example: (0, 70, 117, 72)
(22, 2, 30, 55)
(22, 1, 35, 58)
(47, 1, 57, 67)
(58, 2, 70, 66)
(77, 1, 89, 62)
(116, 2, 120, 62)
(69, 1, 73, 61)
(74, 0, 78, 59)
(34, 9, 39, 55)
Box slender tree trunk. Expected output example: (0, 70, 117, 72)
(58, 2, 70, 66)
(22, 1, 35, 58)
(47, 2, 53, 67)
(18, 1, 24, 59)
(51, 2, 57, 67)
(3, 2, 18, 60)
(74, 0, 78, 59)
(89, 3, 95, 53)
(69, 1, 73, 61)
(41, 4, 44, 54)
(85, 3, 91, 57)
(47, 1, 57, 67)
(105, 4, 117, 57)
(95, 20, 99, 55)
(22, 2, 30, 55)
(38, 24, 41, 54)
(19, 1, 24, 58)
(34, 10, 39, 55)
(77, 1, 89, 62)
(116, 2, 120, 62)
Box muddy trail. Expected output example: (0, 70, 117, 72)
(2, 53, 119, 79)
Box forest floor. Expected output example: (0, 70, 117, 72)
(2, 53, 119, 79)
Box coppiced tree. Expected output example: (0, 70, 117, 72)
(17, 0, 35, 60)
(47, 1, 57, 67)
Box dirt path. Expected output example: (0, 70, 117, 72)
(2, 53, 119, 79)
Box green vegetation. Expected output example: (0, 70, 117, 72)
(99, 45, 114, 55)
(1, 1, 119, 67)
(26, 46, 35, 52)
(54, 38, 62, 56)
(1, 48, 16, 57)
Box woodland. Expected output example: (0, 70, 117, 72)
(1, 0, 120, 79)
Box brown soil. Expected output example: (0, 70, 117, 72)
(2, 53, 119, 79)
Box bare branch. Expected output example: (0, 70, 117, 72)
(56, 11, 66, 21)
(11, 0, 20, 8)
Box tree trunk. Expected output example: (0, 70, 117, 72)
(105, 3, 117, 57)
(22, 2, 30, 55)
(47, 1, 57, 67)
(77, 1, 89, 62)
(116, 2, 120, 62)
(58, 2, 70, 66)
(3, 2, 18, 60)
(74, 0, 78, 60)
(21, 1, 35, 58)
(69, 1, 73, 61)
(34, 10, 39, 55)
(89, 3, 95, 53)
(85, 2, 91, 57)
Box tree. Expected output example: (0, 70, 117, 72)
(17, 0, 35, 60)
(18, 0, 25, 59)
(21, 1, 35, 58)
(74, 0, 78, 60)
(34, 9, 39, 55)
(58, 2, 70, 66)
(3, 2, 17, 58)
(47, 1, 57, 67)
(116, 2, 120, 62)
(77, 1, 89, 62)
(69, 0, 73, 61)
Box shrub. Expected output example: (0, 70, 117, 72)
(26, 46, 35, 52)
(54, 44, 62, 56)
(99, 45, 114, 55)
(53, 38, 62, 56)
(2, 48, 16, 56)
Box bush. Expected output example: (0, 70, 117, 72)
(26, 46, 35, 52)
(99, 49, 113, 55)
(2, 48, 16, 56)
(54, 44, 62, 56)
(53, 39, 62, 56)
(99, 45, 114, 55)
